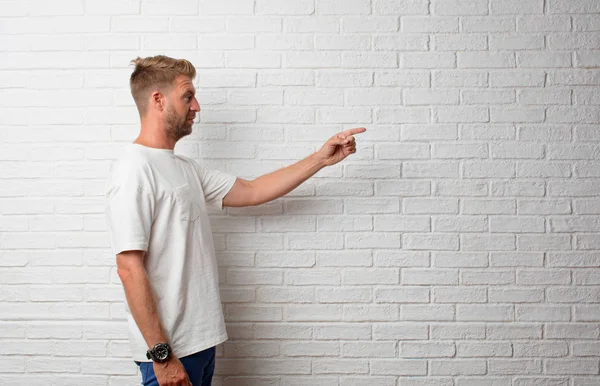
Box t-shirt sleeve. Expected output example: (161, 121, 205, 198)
(105, 170, 155, 256)
(195, 162, 237, 211)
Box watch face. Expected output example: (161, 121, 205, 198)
(155, 344, 169, 360)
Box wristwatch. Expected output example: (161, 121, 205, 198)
(146, 342, 172, 363)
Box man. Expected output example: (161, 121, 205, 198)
(105, 55, 365, 386)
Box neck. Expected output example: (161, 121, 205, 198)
(135, 118, 176, 150)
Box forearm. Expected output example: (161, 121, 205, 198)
(119, 266, 168, 349)
(252, 152, 325, 205)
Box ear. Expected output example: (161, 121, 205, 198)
(151, 91, 164, 111)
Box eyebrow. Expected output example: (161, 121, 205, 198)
(182, 89, 196, 96)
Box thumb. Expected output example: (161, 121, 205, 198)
(333, 134, 347, 145)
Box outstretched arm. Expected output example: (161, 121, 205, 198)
(223, 127, 366, 207)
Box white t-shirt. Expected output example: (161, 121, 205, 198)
(104, 143, 237, 362)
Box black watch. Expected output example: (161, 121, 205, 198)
(146, 342, 172, 363)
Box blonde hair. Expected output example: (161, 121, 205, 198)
(129, 55, 196, 116)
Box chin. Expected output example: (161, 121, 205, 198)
(179, 126, 193, 139)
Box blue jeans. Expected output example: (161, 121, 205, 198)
(135, 346, 216, 386)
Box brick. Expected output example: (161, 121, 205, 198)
(343, 16, 399, 32)
(286, 270, 340, 285)
(344, 52, 398, 69)
(433, 0, 488, 15)
(315, 324, 371, 340)
(461, 234, 516, 251)
(463, 162, 516, 179)
(548, 0, 600, 14)
(457, 342, 512, 357)
(316, 35, 371, 51)
(374, 35, 428, 51)
(462, 17, 515, 32)
(435, 106, 489, 122)
(458, 52, 515, 68)
(574, 15, 600, 31)
(227, 17, 282, 33)
(375, 70, 430, 87)
(433, 215, 487, 232)
(434, 180, 488, 196)
(318, 107, 371, 123)
(433, 143, 487, 158)
(404, 198, 458, 214)
(517, 269, 571, 285)
(461, 90, 515, 105)
(403, 162, 459, 178)
(312, 359, 369, 374)
(433, 287, 487, 303)
(517, 235, 571, 251)
(317, 216, 373, 231)
(256, 0, 314, 15)
(375, 287, 429, 303)
(548, 70, 600, 86)
(200, 0, 253, 14)
(318, 251, 372, 267)
(433, 252, 488, 268)
(402, 124, 457, 140)
(546, 359, 600, 375)
(487, 324, 543, 339)
(516, 305, 571, 322)
(371, 359, 428, 375)
(489, 288, 544, 303)
(375, 182, 431, 197)
(517, 52, 572, 68)
(343, 305, 398, 322)
(431, 323, 486, 339)
(490, 35, 544, 50)
(490, 0, 544, 15)
(318, 288, 372, 303)
(223, 341, 280, 358)
(519, 125, 571, 142)
(488, 359, 542, 375)
(402, 17, 459, 33)
(403, 53, 456, 69)
(287, 305, 342, 322)
(547, 252, 600, 267)
(402, 269, 459, 285)
(461, 270, 515, 285)
(284, 17, 340, 33)
(318, 0, 371, 14)
(377, 144, 431, 160)
(405, 89, 460, 105)
(376, 107, 430, 123)
(374, 323, 428, 340)
(374, 0, 429, 15)
(401, 342, 455, 357)
(576, 51, 600, 68)
(215, 359, 310, 375)
(430, 359, 486, 375)
(347, 88, 403, 105)
(282, 341, 339, 357)
(549, 34, 600, 50)
(317, 71, 372, 87)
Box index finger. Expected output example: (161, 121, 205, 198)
(340, 127, 367, 137)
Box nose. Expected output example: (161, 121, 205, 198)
(191, 97, 200, 112)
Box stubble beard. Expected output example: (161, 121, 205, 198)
(164, 105, 193, 142)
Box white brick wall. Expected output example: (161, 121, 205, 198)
(1, 0, 599, 384)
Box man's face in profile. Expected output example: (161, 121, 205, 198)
(164, 75, 200, 141)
